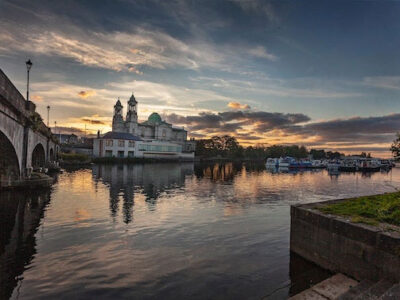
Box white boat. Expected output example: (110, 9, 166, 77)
(278, 157, 292, 168)
(327, 160, 341, 170)
(266, 158, 279, 168)
(311, 160, 325, 168)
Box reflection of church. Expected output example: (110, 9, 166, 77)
(112, 94, 196, 151)
(92, 163, 194, 223)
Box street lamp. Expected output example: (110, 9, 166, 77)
(26, 59, 33, 101)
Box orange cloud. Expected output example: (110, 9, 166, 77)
(31, 95, 43, 102)
(77, 90, 96, 99)
(228, 102, 250, 110)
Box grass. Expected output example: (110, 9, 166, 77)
(319, 192, 400, 227)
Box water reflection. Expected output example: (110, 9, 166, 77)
(92, 163, 194, 223)
(0, 189, 51, 300)
(2, 163, 400, 300)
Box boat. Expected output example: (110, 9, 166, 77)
(327, 160, 341, 170)
(358, 159, 381, 172)
(278, 157, 292, 168)
(266, 158, 279, 168)
(339, 160, 357, 172)
(311, 160, 325, 168)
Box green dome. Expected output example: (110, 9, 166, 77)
(148, 112, 162, 123)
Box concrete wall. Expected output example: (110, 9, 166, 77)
(290, 200, 400, 282)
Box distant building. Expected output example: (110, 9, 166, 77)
(93, 131, 194, 160)
(111, 94, 196, 152)
(93, 94, 195, 160)
(56, 133, 79, 144)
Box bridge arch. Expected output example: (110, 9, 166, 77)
(31, 143, 46, 169)
(0, 130, 20, 180)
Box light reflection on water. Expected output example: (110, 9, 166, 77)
(1, 163, 400, 299)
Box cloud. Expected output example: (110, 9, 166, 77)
(81, 118, 106, 125)
(31, 95, 43, 102)
(283, 113, 400, 145)
(363, 76, 400, 90)
(78, 90, 96, 99)
(248, 46, 278, 61)
(165, 110, 310, 135)
(228, 102, 251, 110)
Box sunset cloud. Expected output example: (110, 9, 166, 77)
(227, 102, 251, 110)
(31, 95, 43, 102)
(78, 90, 96, 99)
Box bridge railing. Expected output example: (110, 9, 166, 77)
(0, 68, 36, 118)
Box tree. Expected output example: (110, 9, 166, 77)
(391, 133, 400, 159)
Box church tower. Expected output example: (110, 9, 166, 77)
(126, 93, 138, 123)
(126, 93, 138, 134)
(112, 98, 125, 132)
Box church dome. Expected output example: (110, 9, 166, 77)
(148, 112, 162, 124)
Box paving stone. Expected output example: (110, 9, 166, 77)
(311, 273, 358, 299)
(337, 280, 374, 300)
(289, 289, 328, 300)
(356, 279, 395, 300)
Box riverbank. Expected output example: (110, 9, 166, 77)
(290, 195, 400, 282)
(0, 172, 54, 190)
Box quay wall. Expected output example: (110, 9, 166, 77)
(290, 200, 400, 282)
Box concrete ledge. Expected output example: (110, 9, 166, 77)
(290, 198, 400, 282)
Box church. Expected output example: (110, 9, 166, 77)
(112, 94, 191, 146)
(93, 94, 195, 160)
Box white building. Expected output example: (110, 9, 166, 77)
(93, 95, 196, 160)
(111, 94, 195, 152)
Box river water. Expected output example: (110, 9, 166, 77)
(1, 162, 400, 299)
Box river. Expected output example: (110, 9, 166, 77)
(1, 162, 400, 299)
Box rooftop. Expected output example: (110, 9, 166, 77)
(102, 131, 142, 141)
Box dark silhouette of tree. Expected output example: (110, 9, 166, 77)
(391, 133, 400, 159)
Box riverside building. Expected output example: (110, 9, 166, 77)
(93, 94, 195, 160)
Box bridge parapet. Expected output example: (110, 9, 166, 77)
(0, 69, 36, 119)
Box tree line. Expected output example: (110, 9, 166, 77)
(195, 135, 345, 159)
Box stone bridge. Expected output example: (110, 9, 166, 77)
(0, 68, 58, 182)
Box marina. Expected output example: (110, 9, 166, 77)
(266, 156, 395, 173)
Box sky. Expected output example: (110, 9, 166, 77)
(1, 0, 400, 157)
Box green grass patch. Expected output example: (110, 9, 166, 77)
(319, 192, 400, 227)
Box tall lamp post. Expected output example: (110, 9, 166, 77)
(26, 59, 33, 101)
(47, 105, 50, 127)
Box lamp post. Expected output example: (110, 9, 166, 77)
(47, 105, 50, 127)
(26, 59, 33, 101)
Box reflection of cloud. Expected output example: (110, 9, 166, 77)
(78, 90, 96, 99)
(74, 209, 91, 222)
(228, 102, 251, 110)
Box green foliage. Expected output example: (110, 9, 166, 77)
(320, 192, 400, 227)
(29, 112, 43, 131)
(391, 133, 400, 159)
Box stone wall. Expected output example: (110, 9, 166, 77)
(290, 200, 400, 282)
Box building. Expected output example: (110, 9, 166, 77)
(111, 94, 195, 152)
(56, 133, 79, 144)
(93, 94, 196, 160)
